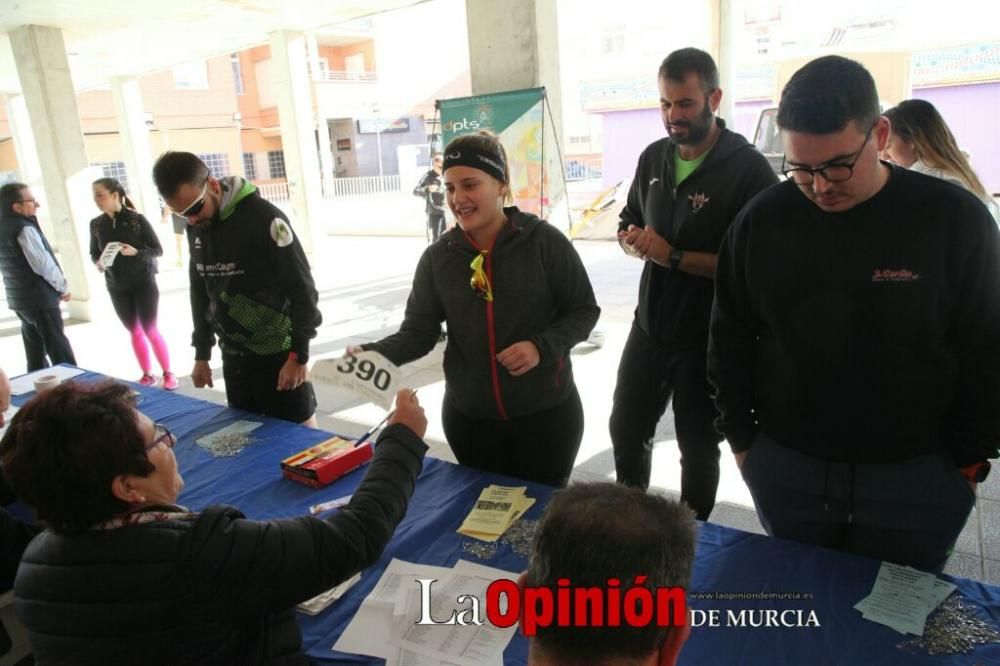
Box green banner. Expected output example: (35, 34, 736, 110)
(437, 87, 565, 222)
(439, 87, 545, 145)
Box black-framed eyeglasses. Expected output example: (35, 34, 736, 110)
(781, 124, 875, 185)
(16, 199, 40, 206)
(175, 180, 209, 217)
(145, 423, 175, 453)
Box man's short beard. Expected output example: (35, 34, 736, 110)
(668, 99, 715, 146)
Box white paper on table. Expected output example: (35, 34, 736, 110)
(856, 562, 940, 635)
(311, 351, 400, 409)
(98, 241, 122, 269)
(297, 572, 362, 615)
(389, 561, 519, 666)
(333, 602, 398, 658)
(385, 647, 503, 666)
(0, 405, 20, 438)
(10, 366, 86, 396)
(333, 559, 455, 659)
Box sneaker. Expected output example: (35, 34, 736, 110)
(162, 372, 179, 391)
(138, 374, 156, 387)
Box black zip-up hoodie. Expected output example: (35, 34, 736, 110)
(709, 167, 1000, 467)
(364, 208, 600, 420)
(89, 207, 162, 290)
(188, 177, 321, 360)
(619, 119, 777, 349)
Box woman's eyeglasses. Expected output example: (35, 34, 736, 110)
(469, 252, 493, 302)
(145, 423, 175, 452)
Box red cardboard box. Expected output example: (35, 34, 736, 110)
(281, 437, 373, 488)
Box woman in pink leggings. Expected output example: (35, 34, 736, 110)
(89, 178, 177, 390)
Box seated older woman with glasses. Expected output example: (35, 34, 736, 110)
(1, 380, 427, 665)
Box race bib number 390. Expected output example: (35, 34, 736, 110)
(311, 351, 400, 409)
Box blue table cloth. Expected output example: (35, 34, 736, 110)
(11, 369, 1000, 664)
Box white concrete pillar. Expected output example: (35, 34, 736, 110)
(110, 76, 161, 221)
(9, 25, 93, 320)
(316, 118, 335, 198)
(713, 0, 736, 126)
(269, 30, 323, 252)
(4, 94, 49, 235)
(464, 0, 567, 221)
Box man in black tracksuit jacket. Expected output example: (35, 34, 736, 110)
(154, 152, 322, 426)
(709, 56, 1000, 572)
(610, 48, 776, 520)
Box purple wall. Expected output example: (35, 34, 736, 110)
(600, 102, 773, 188)
(733, 100, 774, 144)
(912, 83, 1000, 194)
(601, 108, 664, 188)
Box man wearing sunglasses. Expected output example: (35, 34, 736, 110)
(709, 56, 1000, 571)
(152, 152, 322, 427)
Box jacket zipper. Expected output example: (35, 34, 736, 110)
(483, 250, 509, 420)
(463, 230, 510, 420)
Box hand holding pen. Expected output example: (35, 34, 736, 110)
(357, 389, 424, 445)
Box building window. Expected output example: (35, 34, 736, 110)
(173, 60, 209, 90)
(91, 161, 129, 191)
(198, 153, 231, 178)
(242, 153, 257, 180)
(230, 53, 244, 95)
(600, 26, 625, 56)
(267, 151, 286, 179)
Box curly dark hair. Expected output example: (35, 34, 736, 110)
(1, 381, 155, 534)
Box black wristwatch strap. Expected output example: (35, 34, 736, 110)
(669, 248, 684, 271)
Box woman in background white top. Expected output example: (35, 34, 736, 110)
(884, 99, 998, 221)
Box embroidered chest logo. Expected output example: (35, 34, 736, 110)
(688, 192, 711, 213)
(872, 269, 921, 283)
(193, 236, 202, 249)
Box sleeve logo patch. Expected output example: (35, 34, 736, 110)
(270, 218, 294, 247)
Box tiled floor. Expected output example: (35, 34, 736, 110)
(5, 232, 996, 583)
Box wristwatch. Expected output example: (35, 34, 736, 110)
(288, 351, 309, 365)
(669, 248, 684, 271)
(960, 461, 991, 483)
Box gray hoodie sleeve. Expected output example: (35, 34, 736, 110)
(528, 228, 601, 365)
(18, 227, 67, 294)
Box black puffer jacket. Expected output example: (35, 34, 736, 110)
(0, 213, 62, 311)
(14, 424, 427, 665)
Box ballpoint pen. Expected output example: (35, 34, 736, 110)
(354, 389, 417, 447)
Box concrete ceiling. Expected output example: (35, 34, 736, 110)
(0, 0, 423, 92)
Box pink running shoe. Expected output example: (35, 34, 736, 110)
(139, 374, 156, 387)
(162, 372, 179, 391)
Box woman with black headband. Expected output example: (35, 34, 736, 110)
(357, 130, 600, 486)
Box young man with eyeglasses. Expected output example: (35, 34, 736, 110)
(152, 152, 322, 427)
(0, 183, 77, 371)
(708, 56, 1000, 572)
(609, 48, 777, 521)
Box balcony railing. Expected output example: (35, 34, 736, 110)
(256, 176, 402, 203)
(315, 70, 377, 82)
(327, 175, 400, 198)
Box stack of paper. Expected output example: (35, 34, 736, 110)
(334, 558, 517, 666)
(854, 561, 956, 635)
(0, 405, 19, 438)
(297, 572, 362, 615)
(457, 485, 535, 542)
